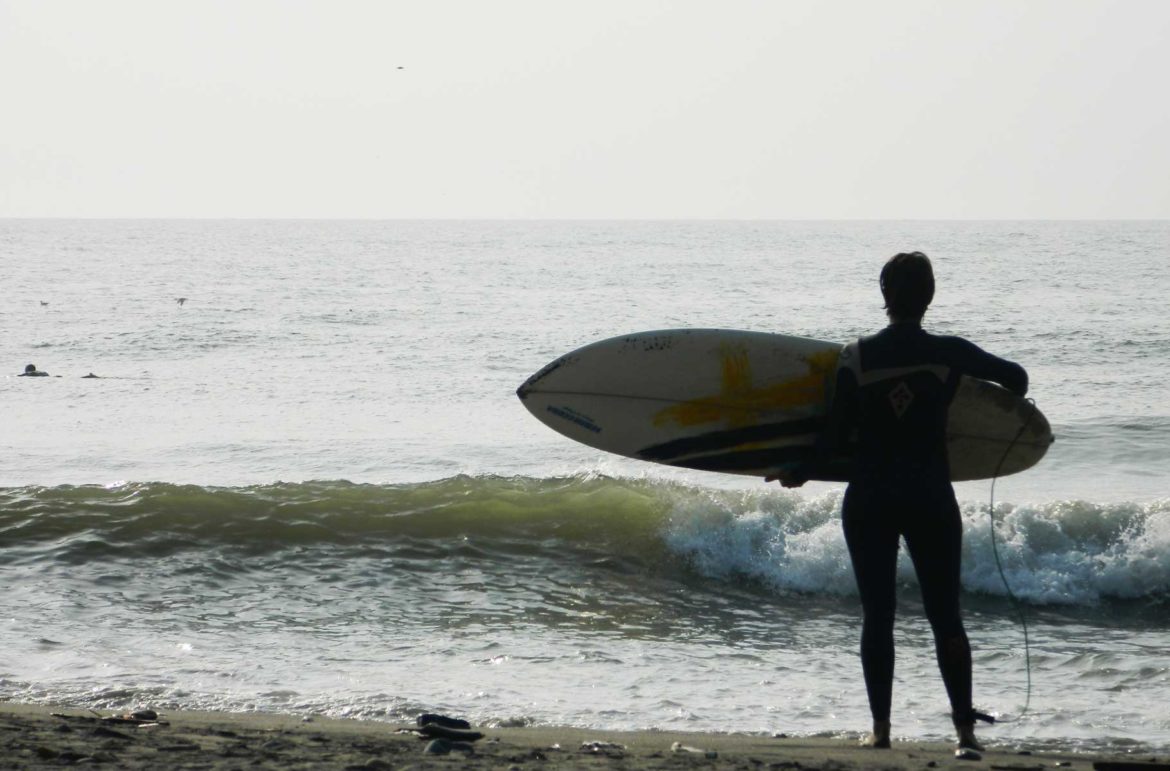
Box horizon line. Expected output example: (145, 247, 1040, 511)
(2, 216, 1168, 223)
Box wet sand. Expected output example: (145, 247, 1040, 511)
(0, 701, 1151, 770)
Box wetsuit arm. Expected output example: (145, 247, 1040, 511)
(812, 364, 859, 472)
(948, 338, 1029, 397)
(769, 365, 858, 486)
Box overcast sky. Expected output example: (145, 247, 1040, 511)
(1, 1, 1167, 219)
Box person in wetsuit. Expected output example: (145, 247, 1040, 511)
(770, 252, 1028, 753)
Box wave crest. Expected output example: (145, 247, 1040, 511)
(1, 476, 1166, 605)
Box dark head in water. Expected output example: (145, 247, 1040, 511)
(20, 363, 49, 377)
(880, 251, 935, 322)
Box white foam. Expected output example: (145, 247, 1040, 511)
(961, 498, 1170, 604)
(659, 485, 1170, 605)
(661, 488, 856, 595)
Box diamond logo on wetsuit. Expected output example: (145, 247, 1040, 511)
(887, 381, 915, 418)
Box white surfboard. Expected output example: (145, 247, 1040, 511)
(516, 329, 1052, 482)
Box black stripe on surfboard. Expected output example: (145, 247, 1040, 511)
(638, 423, 1053, 463)
(636, 417, 825, 462)
(662, 446, 853, 481)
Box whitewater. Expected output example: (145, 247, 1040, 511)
(3, 219, 1168, 752)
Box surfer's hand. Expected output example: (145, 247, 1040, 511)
(765, 468, 808, 488)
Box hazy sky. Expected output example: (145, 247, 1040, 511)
(2, 1, 1167, 218)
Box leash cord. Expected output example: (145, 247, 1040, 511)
(984, 397, 1038, 724)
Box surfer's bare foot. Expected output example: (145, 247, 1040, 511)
(861, 720, 891, 748)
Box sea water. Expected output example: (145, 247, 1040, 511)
(2, 220, 1168, 752)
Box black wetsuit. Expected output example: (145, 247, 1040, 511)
(827, 323, 1027, 725)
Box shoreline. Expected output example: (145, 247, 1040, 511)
(2, 702, 1159, 771)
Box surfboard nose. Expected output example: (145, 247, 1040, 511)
(517, 353, 577, 402)
(516, 369, 547, 401)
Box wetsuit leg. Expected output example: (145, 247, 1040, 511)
(842, 483, 901, 723)
(900, 485, 972, 722)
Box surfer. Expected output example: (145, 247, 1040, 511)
(19, 364, 49, 377)
(768, 252, 1028, 756)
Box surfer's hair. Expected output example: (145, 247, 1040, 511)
(880, 251, 935, 319)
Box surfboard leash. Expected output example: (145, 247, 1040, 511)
(985, 397, 1039, 723)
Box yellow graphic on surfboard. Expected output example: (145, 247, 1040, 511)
(652, 345, 840, 429)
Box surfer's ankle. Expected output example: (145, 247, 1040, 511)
(862, 720, 891, 748)
(952, 714, 984, 753)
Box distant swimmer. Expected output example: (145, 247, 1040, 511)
(19, 364, 49, 377)
(40, 301, 49, 307)
(176, 297, 187, 306)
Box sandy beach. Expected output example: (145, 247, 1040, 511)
(2, 701, 1158, 771)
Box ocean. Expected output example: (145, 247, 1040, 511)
(3, 219, 1168, 753)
